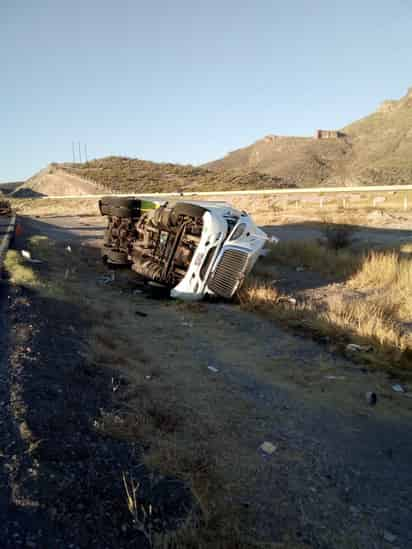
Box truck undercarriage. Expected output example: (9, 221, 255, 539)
(101, 199, 205, 288)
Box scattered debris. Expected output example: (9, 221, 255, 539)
(133, 288, 143, 295)
(20, 250, 42, 263)
(324, 375, 346, 380)
(346, 343, 373, 353)
(269, 235, 279, 244)
(392, 384, 405, 393)
(135, 310, 148, 317)
(207, 365, 219, 373)
(365, 391, 377, 406)
(111, 377, 121, 393)
(66, 245, 72, 253)
(296, 266, 305, 272)
(259, 441, 278, 455)
(97, 273, 115, 285)
(383, 530, 397, 543)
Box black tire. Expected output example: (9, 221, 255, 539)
(101, 244, 129, 265)
(172, 203, 206, 219)
(99, 196, 140, 218)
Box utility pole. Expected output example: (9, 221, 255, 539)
(84, 143, 88, 164)
(72, 141, 76, 163)
(78, 141, 82, 163)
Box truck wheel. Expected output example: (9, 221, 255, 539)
(173, 203, 206, 219)
(99, 197, 140, 218)
(101, 245, 129, 265)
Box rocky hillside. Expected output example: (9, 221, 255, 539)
(57, 157, 290, 193)
(205, 135, 351, 187)
(342, 87, 412, 185)
(205, 87, 412, 187)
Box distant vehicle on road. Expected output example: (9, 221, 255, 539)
(99, 196, 267, 300)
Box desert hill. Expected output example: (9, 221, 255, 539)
(13, 164, 105, 197)
(205, 87, 412, 187)
(13, 87, 412, 196)
(205, 135, 351, 187)
(341, 87, 412, 184)
(14, 157, 290, 197)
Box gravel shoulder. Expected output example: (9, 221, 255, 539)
(0, 215, 411, 548)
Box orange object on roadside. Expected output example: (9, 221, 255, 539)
(15, 223, 23, 237)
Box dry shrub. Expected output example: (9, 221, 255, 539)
(238, 278, 280, 310)
(320, 223, 355, 249)
(350, 251, 399, 288)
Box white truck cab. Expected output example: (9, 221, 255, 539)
(99, 197, 268, 300)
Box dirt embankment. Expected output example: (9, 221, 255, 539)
(13, 164, 105, 198)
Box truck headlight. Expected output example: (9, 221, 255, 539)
(230, 223, 246, 240)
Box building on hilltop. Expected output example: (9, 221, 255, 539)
(315, 129, 345, 139)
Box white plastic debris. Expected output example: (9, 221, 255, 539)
(66, 245, 72, 253)
(324, 375, 346, 380)
(269, 235, 279, 244)
(207, 365, 219, 373)
(296, 266, 305, 272)
(259, 441, 278, 455)
(392, 384, 405, 393)
(346, 344, 372, 352)
(97, 273, 115, 285)
(21, 250, 42, 263)
(21, 249, 31, 260)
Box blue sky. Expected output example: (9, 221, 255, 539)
(1, 0, 412, 182)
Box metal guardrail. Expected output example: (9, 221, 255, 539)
(0, 214, 16, 275)
(19, 184, 412, 200)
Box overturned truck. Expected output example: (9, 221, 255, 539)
(99, 196, 267, 300)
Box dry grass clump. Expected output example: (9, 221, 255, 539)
(262, 240, 359, 278)
(4, 250, 39, 287)
(238, 278, 280, 310)
(240, 250, 412, 367)
(350, 251, 412, 322)
(323, 295, 406, 350)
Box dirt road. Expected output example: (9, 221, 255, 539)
(1, 215, 412, 548)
